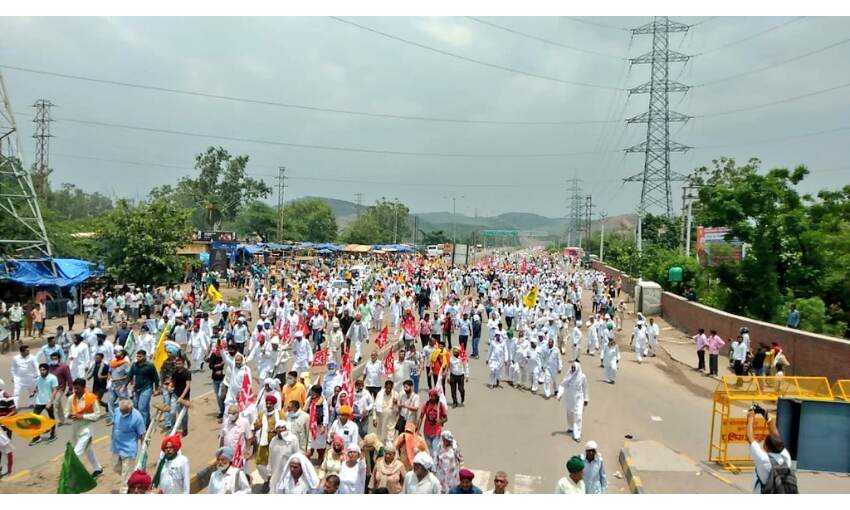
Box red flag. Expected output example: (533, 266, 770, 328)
(340, 350, 354, 405)
(383, 347, 395, 377)
(281, 321, 291, 342)
(232, 437, 245, 469)
(298, 315, 310, 337)
(312, 348, 329, 367)
(236, 373, 254, 412)
(403, 315, 416, 338)
(460, 344, 468, 363)
(521, 258, 527, 274)
(374, 326, 389, 348)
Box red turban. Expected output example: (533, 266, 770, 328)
(161, 434, 182, 451)
(127, 469, 152, 489)
(459, 468, 475, 480)
(265, 394, 278, 404)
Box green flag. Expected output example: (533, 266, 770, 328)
(124, 330, 137, 358)
(57, 441, 97, 494)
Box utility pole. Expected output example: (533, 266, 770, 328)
(566, 176, 583, 247)
(355, 192, 363, 218)
(446, 195, 465, 246)
(0, 72, 55, 267)
(681, 184, 700, 257)
(32, 99, 54, 200)
(624, 17, 691, 253)
(393, 197, 399, 244)
(584, 194, 594, 254)
(599, 211, 608, 262)
(276, 166, 287, 242)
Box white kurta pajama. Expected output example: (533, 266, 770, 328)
(556, 363, 589, 441)
(602, 342, 620, 383)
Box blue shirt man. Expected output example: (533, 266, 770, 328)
(111, 401, 146, 458)
(448, 469, 483, 493)
(786, 306, 801, 329)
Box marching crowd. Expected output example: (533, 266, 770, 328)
(1, 250, 659, 494)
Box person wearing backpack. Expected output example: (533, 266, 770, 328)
(746, 406, 797, 493)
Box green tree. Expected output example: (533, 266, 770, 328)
(150, 147, 271, 230)
(96, 199, 193, 284)
(641, 213, 681, 250)
(226, 201, 277, 241)
(281, 198, 337, 242)
(341, 199, 410, 244)
(46, 183, 113, 221)
(421, 230, 450, 245)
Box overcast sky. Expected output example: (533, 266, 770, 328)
(1, 16, 849, 218)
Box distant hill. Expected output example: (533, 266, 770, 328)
(305, 196, 635, 239)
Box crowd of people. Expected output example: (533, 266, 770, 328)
(1, 249, 696, 493)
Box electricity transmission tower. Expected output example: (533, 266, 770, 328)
(565, 177, 583, 247)
(0, 71, 55, 264)
(32, 99, 54, 200)
(355, 192, 363, 217)
(584, 194, 594, 253)
(624, 16, 691, 237)
(276, 166, 287, 242)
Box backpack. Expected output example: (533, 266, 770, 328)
(758, 456, 798, 494)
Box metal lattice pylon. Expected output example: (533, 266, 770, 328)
(624, 16, 691, 218)
(0, 70, 55, 261)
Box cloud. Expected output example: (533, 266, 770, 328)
(417, 17, 474, 47)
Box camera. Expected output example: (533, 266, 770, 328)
(751, 403, 767, 417)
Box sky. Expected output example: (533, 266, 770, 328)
(1, 16, 849, 219)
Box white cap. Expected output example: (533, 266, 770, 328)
(585, 440, 598, 450)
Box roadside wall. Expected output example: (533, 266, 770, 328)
(591, 261, 850, 381)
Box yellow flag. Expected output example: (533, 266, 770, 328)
(0, 412, 57, 439)
(153, 324, 172, 372)
(523, 286, 538, 308)
(207, 284, 223, 303)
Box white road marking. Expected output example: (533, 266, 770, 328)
(513, 473, 544, 494)
(651, 415, 663, 422)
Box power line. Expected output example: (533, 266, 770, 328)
(562, 17, 631, 32)
(49, 151, 627, 187)
(0, 64, 618, 126)
(688, 17, 720, 28)
(694, 79, 850, 118)
(695, 35, 850, 87)
(691, 17, 806, 57)
(698, 123, 850, 149)
(329, 17, 622, 91)
(465, 17, 627, 60)
(47, 114, 620, 159)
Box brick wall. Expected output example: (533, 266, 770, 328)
(591, 260, 850, 381)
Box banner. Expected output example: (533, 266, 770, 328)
(721, 417, 767, 444)
(383, 348, 395, 378)
(340, 350, 355, 405)
(207, 284, 223, 303)
(312, 348, 329, 367)
(402, 315, 417, 338)
(57, 441, 97, 494)
(236, 373, 255, 412)
(374, 326, 389, 348)
(0, 412, 57, 439)
(153, 324, 172, 372)
(124, 330, 137, 358)
(523, 287, 538, 308)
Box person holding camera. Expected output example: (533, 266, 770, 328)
(747, 405, 797, 493)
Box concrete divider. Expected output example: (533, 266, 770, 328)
(618, 442, 645, 494)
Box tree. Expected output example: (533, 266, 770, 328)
(226, 201, 277, 241)
(420, 230, 450, 245)
(690, 157, 812, 322)
(281, 198, 338, 242)
(641, 213, 681, 251)
(341, 199, 410, 244)
(46, 183, 113, 221)
(96, 199, 193, 285)
(150, 147, 271, 230)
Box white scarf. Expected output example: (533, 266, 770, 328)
(260, 410, 283, 447)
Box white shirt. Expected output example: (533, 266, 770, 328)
(157, 454, 191, 494)
(403, 471, 442, 494)
(337, 460, 367, 494)
(208, 466, 252, 494)
(751, 441, 792, 493)
(11, 354, 39, 383)
(327, 419, 359, 449)
(364, 360, 384, 387)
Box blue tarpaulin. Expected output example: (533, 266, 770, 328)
(0, 258, 102, 288)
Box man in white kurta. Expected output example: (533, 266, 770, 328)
(556, 361, 589, 442)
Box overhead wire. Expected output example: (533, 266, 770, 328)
(464, 17, 628, 60)
(328, 17, 622, 91)
(691, 17, 806, 57)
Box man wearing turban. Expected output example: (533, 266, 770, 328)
(555, 455, 586, 494)
(253, 393, 286, 492)
(126, 469, 152, 494)
(208, 446, 252, 494)
(152, 434, 190, 494)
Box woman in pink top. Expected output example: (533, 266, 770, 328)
(707, 330, 725, 376)
(419, 313, 432, 350)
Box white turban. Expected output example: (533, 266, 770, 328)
(413, 452, 435, 472)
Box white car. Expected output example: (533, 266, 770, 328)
(426, 245, 443, 257)
(330, 279, 350, 290)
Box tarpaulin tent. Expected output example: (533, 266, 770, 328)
(0, 258, 102, 288)
(314, 243, 341, 252)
